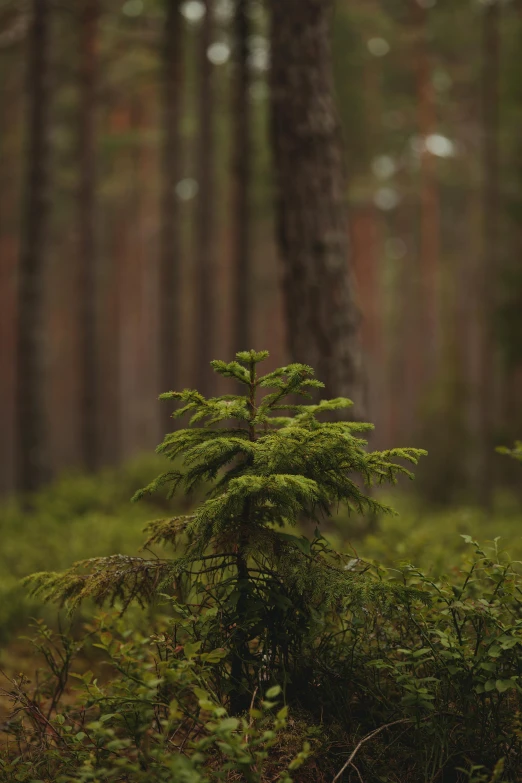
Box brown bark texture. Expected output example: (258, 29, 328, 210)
(160, 0, 183, 430)
(230, 0, 252, 353)
(476, 1, 500, 507)
(78, 0, 99, 472)
(16, 0, 51, 494)
(413, 1, 440, 386)
(268, 0, 363, 407)
(194, 0, 216, 396)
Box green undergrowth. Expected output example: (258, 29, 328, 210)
(3, 537, 522, 781)
(2, 466, 522, 651)
(330, 490, 522, 575)
(0, 456, 171, 642)
(1, 353, 522, 782)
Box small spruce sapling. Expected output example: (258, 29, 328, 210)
(28, 351, 425, 712)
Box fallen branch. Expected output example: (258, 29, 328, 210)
(332, 718, 412, 783)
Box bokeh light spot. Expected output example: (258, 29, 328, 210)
(367, 38, 390, 57)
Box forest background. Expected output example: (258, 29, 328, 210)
(2, 0, 522, 511)
(2, 4, 522, 780)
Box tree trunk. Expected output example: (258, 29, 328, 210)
(194, 0, 216, 396)
(268, 0, 363, 407)
(350, 206, 382, 434)
(412, 1, 440, 389)
(0, 46, 23, 495)
(230, 0, 252, 353)
(78, 0, 99, 472)
(476, 0, 500, 508)
(160, 0, 183, 430)
(16, 0, 51, 495)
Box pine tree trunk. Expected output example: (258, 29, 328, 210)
(194, 0, 216, 396)
(78, 0, 99, 472)
(0, 48, 22, 495)
(413, 1, 440, 389)
(16, 0, 51, 494)
(160, 0, 183, 430)
(268, 0, 363, 406)
(230, 0, 252, 352)
(476, 0, 500, 508)
(350, 206, 382, 435)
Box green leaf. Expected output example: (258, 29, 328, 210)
(277, 705, 289, 720)
(412, 648, 432, 658)
(265, 685, 282, 699)
(99, 713, 120, 723)
(184, 641, 202, 660)
(201, 647, 228, 664)
(218, 718, 240, 732)
(496, 679, 516, 693)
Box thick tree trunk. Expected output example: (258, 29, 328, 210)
(78, 0, 99, 472)
(230, 0, 252, 353)
(194, 0, 216, 396)
(160, 0, 183, 430)
(268, 0, 363, 406)
(16, 0, 51, 494)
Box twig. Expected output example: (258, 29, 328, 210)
(332, 719, 411, 783)
(247, 686, 259, 731)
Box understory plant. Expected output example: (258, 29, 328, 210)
(0, 615, 312, 783)
(27, 351, 424, 713)
(309, 537, 522, 781)
(5, 352, 522, 780)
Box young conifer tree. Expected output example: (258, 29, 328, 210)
(29, 351, 425, 712)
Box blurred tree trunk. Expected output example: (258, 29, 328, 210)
(350, 206, 382, 434)
(160, 0, 183, 430)
(194, 0, 216, 395)
(502, 7, 522, 453)
(412, 0, 440, 395)
(78, 0, 99, 472)
(16, 0, 51, 494)
(230, 0, 252, 352)
(268, 0, 363, 406)
(0, 47, 23, 495)
(475, 0, 501, 507)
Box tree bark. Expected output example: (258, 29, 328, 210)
(78, 0, 99, 472)
(268, 0, 363, 406)
(16, 0, 51, 494)
(230, 0, 252, 353)
(0, 46, 23, 495)
(160, 0, 183, 430)
(476, 0, 500, 508)
(412, 1, 440, 388)
(194, 0, 216, 396)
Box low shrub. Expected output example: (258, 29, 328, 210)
(4, 538, 522, 781)
(0, 615, 312, 783)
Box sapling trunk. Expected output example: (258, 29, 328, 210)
(230, 359, 257, 714)
(230, 545, 251, 715)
